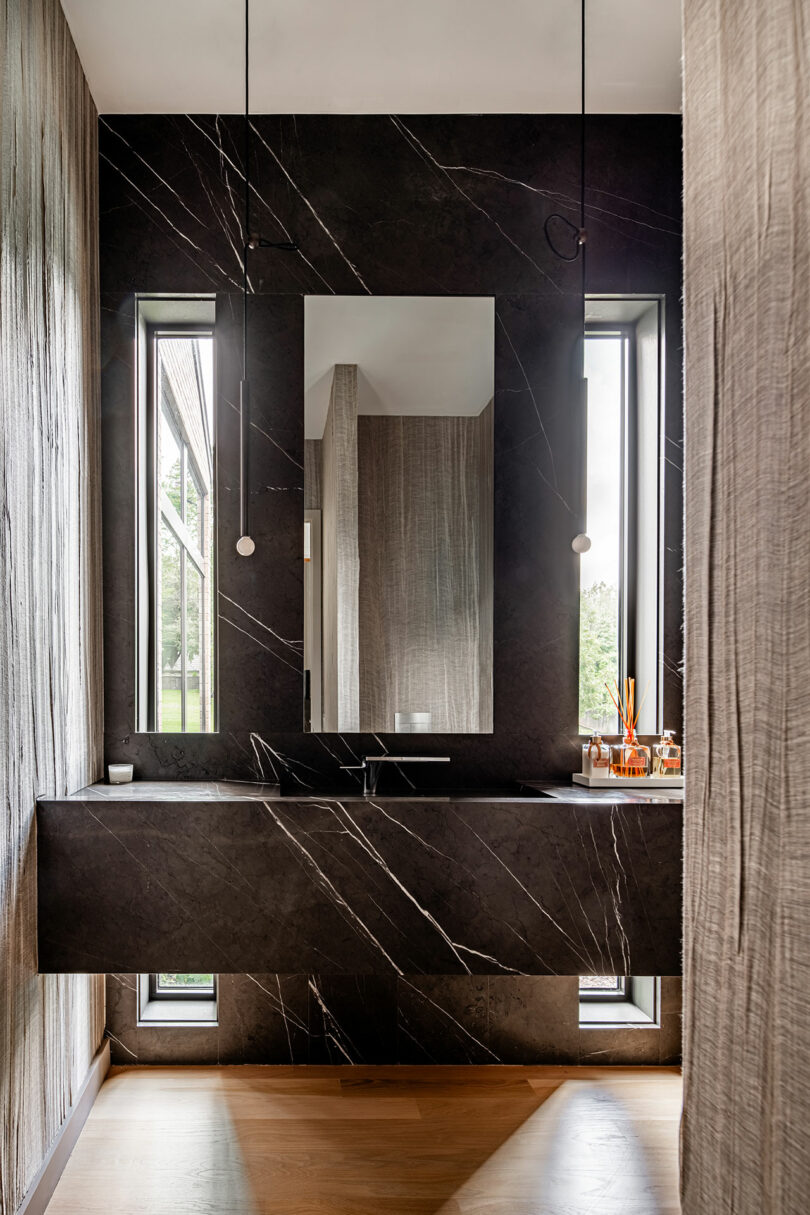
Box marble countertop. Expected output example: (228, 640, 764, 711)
(48, 778, 682, 805)
(523, 781, 683, 804)
(63, 780, 282, 801)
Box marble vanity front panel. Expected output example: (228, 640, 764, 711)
(37, 794, 681, 976)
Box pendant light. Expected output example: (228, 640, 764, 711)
(236, 0, 297, 558)
(236, 0, 255, 556)
(543, 1, 590, 559)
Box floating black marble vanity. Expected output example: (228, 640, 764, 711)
(37, 781, 681, 976)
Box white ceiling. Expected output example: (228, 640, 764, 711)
(304, 297, 495, 440)
(60, 0, 682, 115)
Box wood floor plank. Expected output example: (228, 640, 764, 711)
(46, 1065, 681, 1215)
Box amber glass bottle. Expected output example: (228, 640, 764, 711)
(652, 730, 682, 777)
(610, 732, 651, 778)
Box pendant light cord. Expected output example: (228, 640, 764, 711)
(237, 0, 253, 552)
(579, 0, 586, 299)
(544, 0, 587, 262)
(580, 0, 585, 237)
(243, 0, 250, 381)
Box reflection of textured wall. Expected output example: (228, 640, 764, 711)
(0, 2, 104, 1211)
(321, 365, 359, 732)
(477, 401, 494, 732)
(105, 972, 681, 1066)
(304, 439, 321, 509)
(358, 408, 493, 732)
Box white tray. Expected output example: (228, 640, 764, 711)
(573, 773, 684, 789)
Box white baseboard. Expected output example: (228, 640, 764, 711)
(16, 1039, 110, 1215)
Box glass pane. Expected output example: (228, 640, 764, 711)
(158, 405, 183, 517)
(185, 562, 203, 733)
(151, 333, 215, 734)
(156, 973, 214, 991)
(579, 976, 626, 994)
(186, 464, 203, 549)
(157, 336, 214, 499)
(579, 335, 623, 734)
(158, 522, 183, 732)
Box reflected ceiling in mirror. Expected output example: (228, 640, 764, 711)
(304, 297, 494, 735)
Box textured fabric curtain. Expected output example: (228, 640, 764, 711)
(682, 2, 810, 1211)
(0, 2, 104, 1211)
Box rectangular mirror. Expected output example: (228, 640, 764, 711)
(304, 296, 494, 734)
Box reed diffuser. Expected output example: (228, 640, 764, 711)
(606, 678, 651, 778)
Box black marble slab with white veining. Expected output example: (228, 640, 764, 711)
(77, 780, 280, 800)
(70, 778, 683, 804)
(99, 114, 683, 787)
(37, 791, 681, 976)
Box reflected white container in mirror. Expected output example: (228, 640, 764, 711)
(303, 296, 495, 735)
(395, 712, 432, 733)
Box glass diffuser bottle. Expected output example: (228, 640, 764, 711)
(610, 733, 651, 778)
(652, 729, 681, 777)
(606, 676, 651, 779)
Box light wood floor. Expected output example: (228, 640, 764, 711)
(46, 1065, 682, 1215)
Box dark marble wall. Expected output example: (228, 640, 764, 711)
(96, 114, 682, 1065)
(105, 972, 682, 1067)
(100, 113, 683, 788)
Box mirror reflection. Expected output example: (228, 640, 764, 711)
(304, 297, 494, 734)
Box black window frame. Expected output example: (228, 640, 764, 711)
(579, 976, 629, 1002)
(145, 322, 216, 733)
(583, 323, 639, 702)
(148, 973, 217, 1002)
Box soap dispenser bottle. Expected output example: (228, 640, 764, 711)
(582, 733, 610, 777)
(653, 729, 682, 777)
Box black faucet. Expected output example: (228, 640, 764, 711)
(339, 755, 451, 797)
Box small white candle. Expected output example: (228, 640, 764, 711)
(107, 763, 133, 785)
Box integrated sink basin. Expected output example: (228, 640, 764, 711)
(287, 786, 555, 801)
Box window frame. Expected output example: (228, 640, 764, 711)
(578, 976, 629, 1003)
(579, 976, 661, 1027)
(147, 973, 217, 1002)
(584, 323, 638, 701)
(580, 296, 665, 737)
(144, 322, 216, 733)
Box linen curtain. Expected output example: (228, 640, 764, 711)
(682, 1, 810, 1210)
(0, 2, 104, 1211)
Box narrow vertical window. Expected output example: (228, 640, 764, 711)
(151, 330, 215, 732)
(579, 330, 626, 734)
(579, 298, 664, 737)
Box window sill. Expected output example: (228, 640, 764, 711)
(137, 975, 218, 1027)
(579, 1000, 657, 1027)
(137, 997, 218, 1027)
